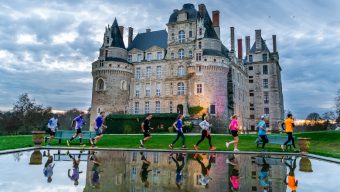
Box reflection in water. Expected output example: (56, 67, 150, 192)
(1, 150, 340, 191)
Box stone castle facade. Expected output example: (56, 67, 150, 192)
(90, 3, 284, 132)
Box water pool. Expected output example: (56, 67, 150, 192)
(0, 149, 339, 192)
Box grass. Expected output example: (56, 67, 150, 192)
(0, 131, 339, 159)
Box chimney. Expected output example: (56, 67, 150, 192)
(146, 28, 151, 33)
(255, 29, 262, 50)
(118, 26, 124, 37)
(230, 27, 235, 52)
(246, 36, 250, 56)
(128, 27, 133, 46)
(272, 34, 277, 52)
(212, 10, 220, 39)
(198, 4, 206, 17)
(237, 38, 243, 60)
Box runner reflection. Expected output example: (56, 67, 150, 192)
(226, 154, 240, 191)
(89, 150, 102, 189)
(259, 157, 270, 192)
(169, 152, 186, 189)
(194, 153, 214, 188)
(67, 150, 83, 186)
(140, 152, 152, 188)
(43, 150, 55, 183)
(283, 156, 298, 192)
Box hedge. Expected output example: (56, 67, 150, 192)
(105, 113, 179, 134)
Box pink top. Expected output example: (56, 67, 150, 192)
(230, 119, 238, 131)
(230, 176, 240, 189)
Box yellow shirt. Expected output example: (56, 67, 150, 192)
(285, 118, 294, 133)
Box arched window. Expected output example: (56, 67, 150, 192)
(177, 82, 185, 95)
(178, 49, 184, 59)
(178, 30, 185, 43)
(188, 50, 193, 59)
(121, 80, 127, 90)
(177, 65, 185, 76)
(97, 79, 105, 91)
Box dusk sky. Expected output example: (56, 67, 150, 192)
(0, 0, 339, 119)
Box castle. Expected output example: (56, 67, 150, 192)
(90, 3, 284, 132)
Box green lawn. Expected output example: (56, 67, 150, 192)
(1, 131, 339, 159)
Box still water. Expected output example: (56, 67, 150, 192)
(0, 149, 339, 192)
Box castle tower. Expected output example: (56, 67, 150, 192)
(90, 18, 133, 128)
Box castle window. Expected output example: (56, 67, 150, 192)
(248, 66, 253, 70)
(121, 80, 127, 90)
(105, 50, 108, 58)
(128, 55, 132, 63)
(171, 52, 175, 59)
(97, 79, 105, 91)
(169, 101, 173, 113)
(171, 33, 174, 40)
(250, 115, 255, 119)
(214, 58, 216, 62)
(144, 101, 150, 114)
(135, 84, 140, 97)
(263, 79, 269, 88)
(264, 92, 269, 104)
(177, 82, 185, 95)
(189, 31, 192, 38)
(134, 102, 139, 114)
(249, 76, 253, 78)
(178, 30, 185, 43)
(198, 41, 202, 49)
(156, 83, 161, 96)
(135, 67, 141, 79)
(177, 65, 185, 76)
(137, 54, 143, 62)
(106, 37, 109, 44)
(189, 50, 193, 59)
(196, 84, 203, 94)
(146, 53, 152, 61)
(196, 53, 201, 61)
(157, 52, 162, 60)
(263, 65, 268, 75)
(145, 83, 151, 97)
(263, 54, 268, 62)
(250, 92, 254, 97)
(178, 49, 184, 59)
(132, 152, 137, 161)
(155, 101, 160, 113)
(249, 55, 253, 62)
(156, 66, 162, 79)
(146, 66, 152, 78)
(99, 60, 104, 67)
(199, 28, 202, 36)
(249, 79, 253, 83)
(209, 105, 216, 114)
(198, 66, 202, 72)
(264, 107, 270, 115)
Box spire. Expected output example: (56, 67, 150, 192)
(110, 18, 125, 49)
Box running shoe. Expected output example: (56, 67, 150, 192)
(225, 142, 229, 149)
(182, 145, 187, 149)
(234, 149, 239, 152)
(139, 144, 144, 149)
(194, 145, 198, 150)
(210, 146, 216, 150)
(194, 153, 199, 159)
(66, 140, 70, 147)
(169, 144, 174, 149)
(139, 140, 144, 145)
(280, 145, 285, 151)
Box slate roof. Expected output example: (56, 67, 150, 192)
(200, 8, 219, 39)
(105, 57, 128, 63)
(168, 4, 198, 23)
(127, 30, 168, 51)
(110, 18, 126, 49)
(249, 38, 270, 53)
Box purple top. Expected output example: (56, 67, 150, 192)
(71, 168, 80, 180)
(73, 115, 85, 129)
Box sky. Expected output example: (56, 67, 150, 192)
(0, 0, 339, 119)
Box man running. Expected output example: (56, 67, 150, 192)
(90, 111, 107, 147)
(140, 152, 152, 188)
(281, 114, 297, 151)
(47, 114, 59, 146)
(140, 114, 154, 148)
(169, 114, 186, 149)
(226, 115, 240, 151)
(258, 115, 269, 151)
(283, 157, 298, 192)
(194, 115, 216, 150)
(67, 112, 86, 146)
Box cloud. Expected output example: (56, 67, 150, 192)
(0, 0, 339, 119)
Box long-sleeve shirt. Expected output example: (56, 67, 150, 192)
(199, 120, 210, 131)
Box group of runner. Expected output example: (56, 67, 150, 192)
(47, 111, 298, 152)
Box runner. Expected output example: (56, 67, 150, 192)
(194, 153, 214, 188)
(259, 157, 270, 191)
(67, 112, 86, 146)
(194, 115, 216, 150)
(67, 150, 83, 186)
(258, 115, 269, 151)
(90, 111, 107, 147)
(226, 154, 240, 191)
(47, 114, 59, 146)
(226, 115, 240, 152)
(169, 152, 186, 189)
(43, 150, 55, 183)
(283, 156, 298, 192)
(89, 151, 101, 189)
(169, 114, 186, 149)
(281, 114, 297, 151)
(140, 152, 152, 188)
(139, 114, 154, 148)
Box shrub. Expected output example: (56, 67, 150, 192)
(188, 106, 203, 115)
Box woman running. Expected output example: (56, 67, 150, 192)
(194, 115, 216, 150)
(226, 115, 240, 152)
(169, 114, 186, 149)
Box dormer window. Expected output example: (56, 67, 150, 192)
(106, 37, 109, 44)
(198, 41, 202, 49)
(178, 30, 185, 43)
(199, 28, 202, 36)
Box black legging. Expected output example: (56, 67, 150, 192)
(196, 130, 212, 147)
(283, 132, 296, 148)
(260, 135, 269, 149)
(172, 131, 185, 145)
